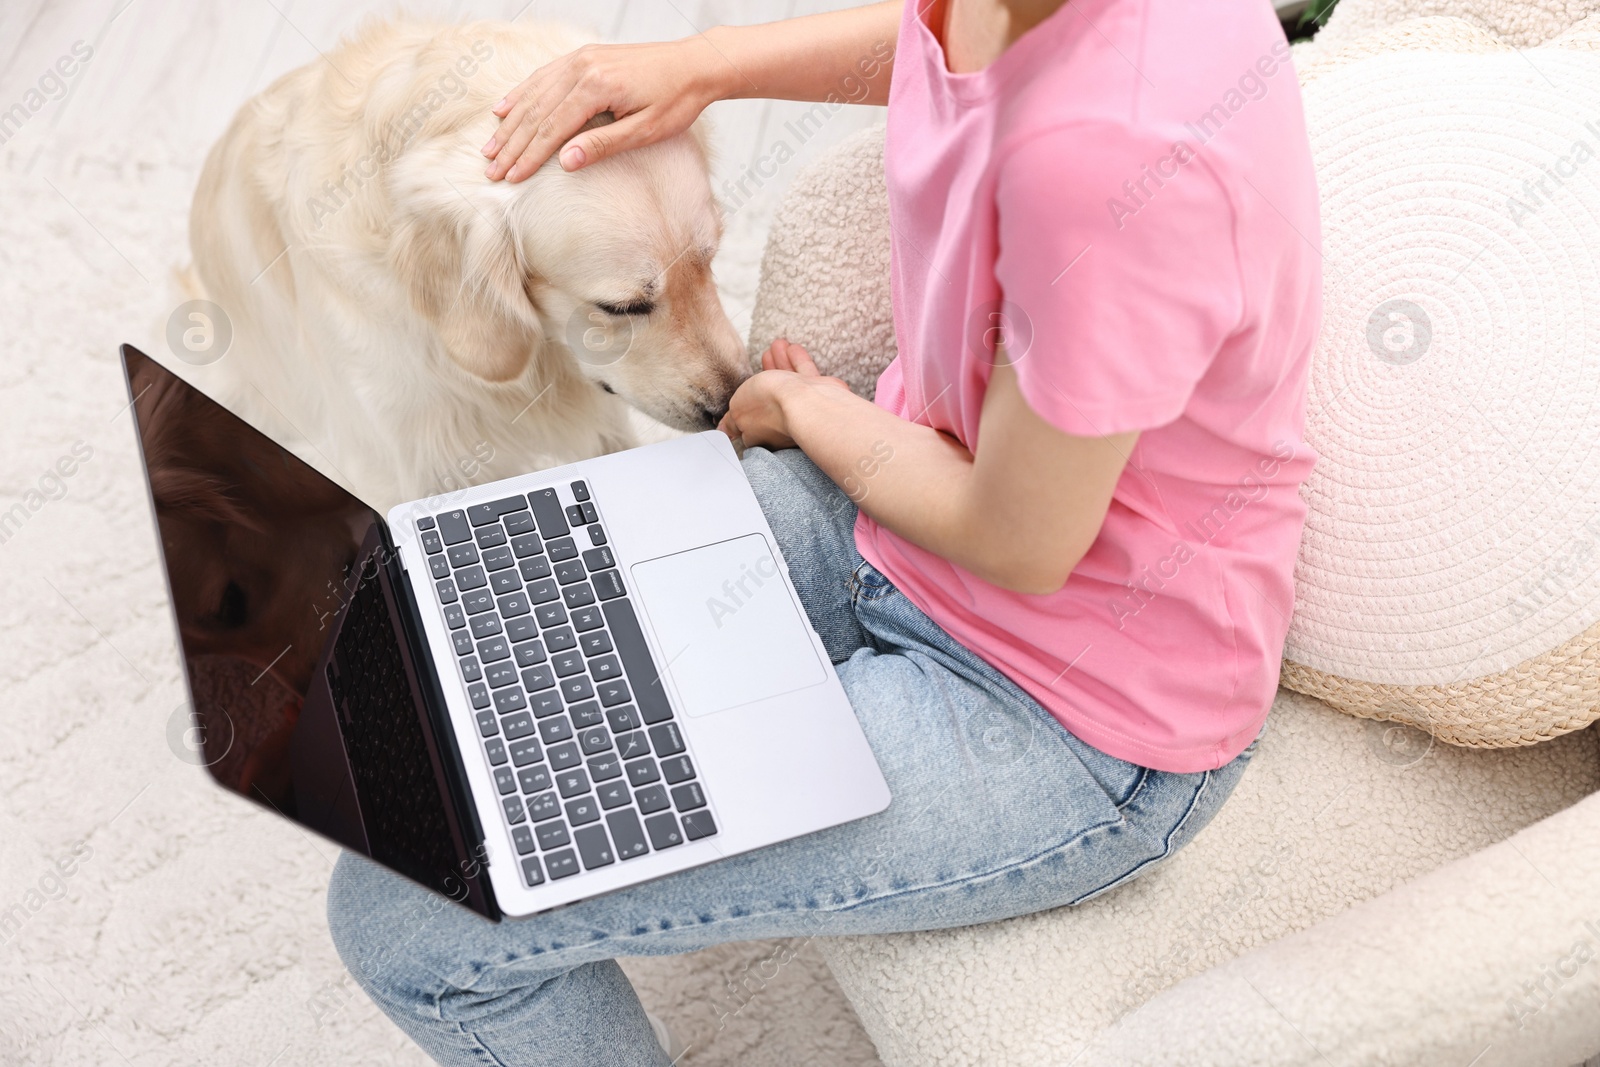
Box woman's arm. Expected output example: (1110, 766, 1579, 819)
(723, 342, 1136, 596)
(485, 2, 901, 181)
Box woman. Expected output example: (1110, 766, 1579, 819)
(327, 1, 1322, 1062)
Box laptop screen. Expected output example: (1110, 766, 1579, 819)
(121, 346, 492, 915)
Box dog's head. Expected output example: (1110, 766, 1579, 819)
(386, 91, 748, 431)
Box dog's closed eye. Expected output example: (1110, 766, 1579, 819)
(595, 299, 655, 317)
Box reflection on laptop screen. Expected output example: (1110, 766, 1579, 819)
(123, 347, 488, 912)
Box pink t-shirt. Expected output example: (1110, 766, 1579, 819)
(855, 0, 1322, 773)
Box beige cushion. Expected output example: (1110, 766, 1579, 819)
(1280, 16, 1600, 746)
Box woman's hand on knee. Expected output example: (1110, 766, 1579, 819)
(484, 37, 726, 181)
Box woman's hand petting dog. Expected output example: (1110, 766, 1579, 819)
(483, 38, 723, 180)
(719, 338, 853, 451)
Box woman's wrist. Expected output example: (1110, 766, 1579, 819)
(695, 26, 756, 103)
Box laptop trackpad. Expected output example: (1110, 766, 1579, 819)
(630, 534, 827, 717)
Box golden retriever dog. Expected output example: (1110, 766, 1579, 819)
(188, 17, 746, 509)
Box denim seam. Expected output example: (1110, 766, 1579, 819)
(1114, 766, 1153, 812)
(1068, 768, 1215, 906)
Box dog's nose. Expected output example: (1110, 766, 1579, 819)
(697, 401, 728, 429)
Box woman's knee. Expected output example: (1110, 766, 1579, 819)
(325, 852, 462, 1006)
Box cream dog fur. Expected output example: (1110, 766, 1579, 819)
(188, 17, 746, 509)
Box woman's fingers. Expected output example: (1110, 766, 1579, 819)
(484, 66, 563, 159)
(557, 108, 665, 171)
(489, 77, 592, 180)
(785, 342, 822, 377)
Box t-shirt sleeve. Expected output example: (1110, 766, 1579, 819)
(994, 122, 1243, 437)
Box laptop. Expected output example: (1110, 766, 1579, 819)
(121, 344, 890, 919)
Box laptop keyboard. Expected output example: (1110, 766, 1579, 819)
(417, 480, 718, 890)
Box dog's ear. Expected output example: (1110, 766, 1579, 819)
(389, 209, 543, 383)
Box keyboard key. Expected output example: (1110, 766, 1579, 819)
(579, 630, 613, 657)
(581, 546, 615, 572)
(485, 662, 518, 689)
(551, 650, 585, 677)
(447, 543, 479, 568)
(519, 556, 553, 581)
(568, 700, 603, 729)
(543, 625, 577, 652)
(589, 654, 622, 682)
(531, 690, 565, 718)
(437, 509, 471, 545)
(520, 855, 545, 886)
(511, 532, 545, 558)
(506, 616, 540, 644)
(521, 663, 555, 692)
(481, 545, 515, 571)
(535, 603, 568, 629)
(459, 656, 483, 683)
(555, 558, 587, 585)
(587, 524, 607, 547)
(661, 755, 696, 785)
(557, 768, 591, 798)
(527, 488, 570, 537)
(475, 526, 507, 549)
(527, 791, 560, 821)
(502, 709, 537, 740)
(503, 510, 535, 535)
(536, 819, 570, 850)
(574, 824, 614, 868)
(635, 784, 670, 815)
(429, 554, 451, 579)
(417, 516, 437, 531)
(501, 795, 526, 824)
(475, 710, 498, 737)
(566, 797, 601, 827)
(526, 578, 559, 604)
(615, 731, 650, 761)
(625, 757, 660, 787)
(564, 503, 586, 528)
(455, 565, 487, 591)
(606, 704, 641, 733)
(470, 614, 502, 640)
(462, 588, 494, 614)
(498, 592, 531, 618)
(588, 752, 623, 782)
(579, 501, 598, 525)
(597, 779, 630, 809)
(490, 571, 521, 595)
(518, 765, 552, 794)
(509, 737, 543, 766)
(562, 676, 595, 703)
(544, 848, 580, 879)
(595, 679, 630, 707)
(571, 480, 590, 502)
(493, 766, 517, 794)
(547, 537, 579, 563)
(511, 825, 536, 855)
(468, 683, 490, 710)
(468, 497, 518, 525)
(671, 782, 706, 812)
(570, 605, 604, 632)
(563, 582, 596, 609)
(644, 812, 683, 849)
(649, 722, 685, 757)
(681, 810, 718, 841)
(443, 603, 466, 630)
(604, 599, 671, 723)
(420, 526, 441, 551)
(539, 716, 573, 744)
(607, 809, 649, 861)
(477, 636, 511, 663)
(435, 578, 459, 604)
(512, 638, 546, 667)
(484, 737, 508, 765)
(547, 742, 581, 771)
(592, 569, 626, 601)
(579, 726, 612, 756)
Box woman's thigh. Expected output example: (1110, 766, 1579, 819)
(327, 637, 1254, 997)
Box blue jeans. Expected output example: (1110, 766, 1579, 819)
(327, 446, 1257, 1066)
